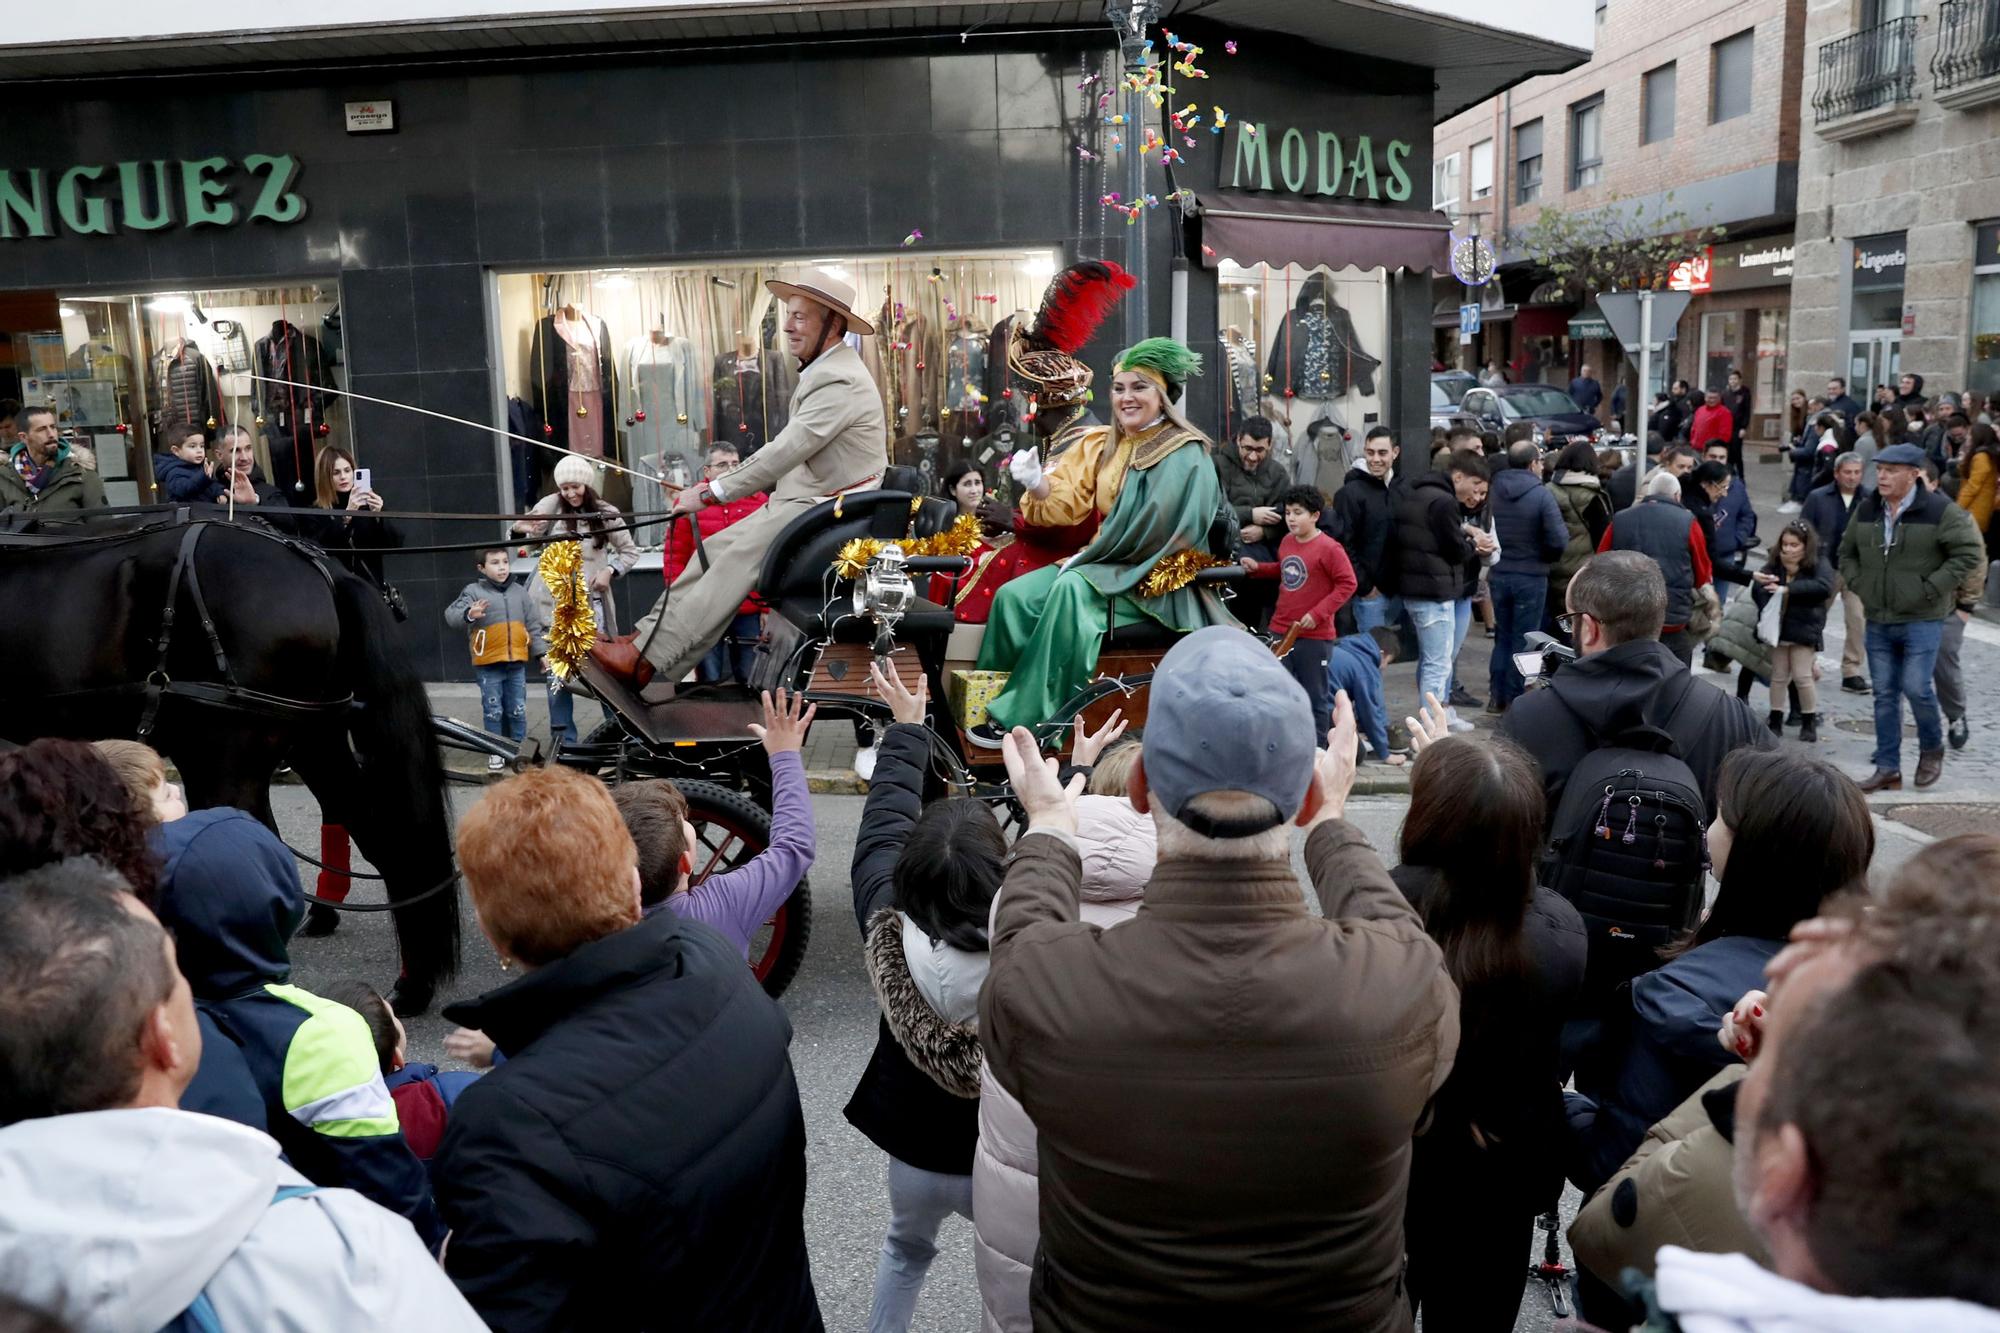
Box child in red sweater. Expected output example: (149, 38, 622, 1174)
(1240, 485, 1358, 746)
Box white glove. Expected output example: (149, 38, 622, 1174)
(1008, 449, 1044, 491)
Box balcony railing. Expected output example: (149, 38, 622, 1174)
(1813, 16, 1921, 124)
(1934, 0, 2000, 95)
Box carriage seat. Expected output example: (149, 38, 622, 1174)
(1102, 564, 1249, 649)
(757, 487, 960, 642)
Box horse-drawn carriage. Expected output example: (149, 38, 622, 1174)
(432, 471, 1246, 998)
(1, 477, 1241, 1009)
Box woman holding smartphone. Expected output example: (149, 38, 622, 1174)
(311, 445, 401, 593)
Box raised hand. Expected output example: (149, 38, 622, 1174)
(748, 688, 817, 755)
(443, 1027, 497, 1069)
(1002, 725, 1084, 833)
(1403, 692, 1453, 756)
(1071, 708, 1129, 768)
(869, 661, 929, 727)
(1303, 690, 1359, 826)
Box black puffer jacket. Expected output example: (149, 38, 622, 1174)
(1328, 465, 1401, 596)
(436, 912, 821, 1332)
(1497, 639, 1776, 820)
(1389, 472, 1477, 602)
(1749, 557, 1834, 650)
(845, 723, 984, 1175)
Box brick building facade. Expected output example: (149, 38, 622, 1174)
(1788, 0, 2000, 406)
(1434, 0, 1807, 443)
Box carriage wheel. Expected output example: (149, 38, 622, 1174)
(679, 780, 814, 999)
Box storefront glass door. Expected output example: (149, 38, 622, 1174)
(1848, 333, 1901, 396)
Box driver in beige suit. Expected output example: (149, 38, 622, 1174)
(593, 268, 887, 697)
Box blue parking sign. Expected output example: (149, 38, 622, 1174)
(1459, 302, 1481, 335)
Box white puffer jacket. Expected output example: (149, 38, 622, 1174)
(972, 795, 1155, 1332)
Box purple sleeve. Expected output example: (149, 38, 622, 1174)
(666, 750, 816, 956)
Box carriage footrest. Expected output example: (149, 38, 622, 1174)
(575, 660, 763, 748)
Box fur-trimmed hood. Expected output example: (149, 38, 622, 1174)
(864, 908, 983, 1099)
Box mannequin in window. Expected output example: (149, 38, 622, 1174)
(529, 301, 620, 497)
(623, 324, 707, 524)
(253, 320, 332, 497)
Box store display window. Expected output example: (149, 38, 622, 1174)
(1971, 222, 2000, 399)
(1753, 307, 1788, 424)
(1215, 261, 1387, 490)
(496, 249, 1059, 540)
(1698, 310, 1742, 393)
(10, 284, 345, 505)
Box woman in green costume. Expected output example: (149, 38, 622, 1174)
(969, 338, 1238, 745)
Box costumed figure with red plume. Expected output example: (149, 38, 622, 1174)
(949, 260, 1139, 623)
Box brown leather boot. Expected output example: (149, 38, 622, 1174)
(1915, 749, 1945, 789)
(1858, 768, 1903, 793)
(589, 637, 654, 689)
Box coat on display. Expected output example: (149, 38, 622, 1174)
(1265, 272, 1380, 400)
(253, 320, 334, 497)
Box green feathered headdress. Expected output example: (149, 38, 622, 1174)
(1114, 338, 1203, 401)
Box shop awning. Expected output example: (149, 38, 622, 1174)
(1198, 197, 1452, 275)
(1568, 308, 1614, 340)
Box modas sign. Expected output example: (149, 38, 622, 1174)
(1222, 123, 1414, 204)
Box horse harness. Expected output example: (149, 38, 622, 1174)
(15, 509, 357, 736)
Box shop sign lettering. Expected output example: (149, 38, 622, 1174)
(0, 154, 306, 240)
(1668, 248, 1713, 293)
(1225, 123, 1413, 203)
(1853, 235, 1907, 280)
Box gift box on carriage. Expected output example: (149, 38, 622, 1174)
(948, 669, 1009, 729)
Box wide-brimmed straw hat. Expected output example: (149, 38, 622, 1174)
(765, 266, 875, 336)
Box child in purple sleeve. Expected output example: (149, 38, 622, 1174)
(612, 689, 818, 957)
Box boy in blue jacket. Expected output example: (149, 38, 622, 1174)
(150, 422, 226, 503)
(151, 808, 444, 1249)
(1328, 627, 1403, 765)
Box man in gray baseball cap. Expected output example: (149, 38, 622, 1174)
(979, 626, 1459, 1329)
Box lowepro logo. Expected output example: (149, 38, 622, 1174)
(1855, 245, 1906, 274)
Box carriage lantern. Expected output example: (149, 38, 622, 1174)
(854, 543, 916, 660)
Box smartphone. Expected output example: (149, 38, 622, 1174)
(355, 467, 372, 495)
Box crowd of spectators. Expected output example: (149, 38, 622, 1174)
(3, 373, 2000, 1331)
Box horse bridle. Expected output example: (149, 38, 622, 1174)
(32, 510, 355, 734)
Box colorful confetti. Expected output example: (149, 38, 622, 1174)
(902, 229, 923, 247)
(1224, 40, 1238, 54)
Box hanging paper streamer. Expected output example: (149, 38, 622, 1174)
(538, 541, 597, 680)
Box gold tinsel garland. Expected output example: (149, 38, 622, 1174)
(831, 513, 986, 580)
(538, 540, 597, 679)
(1138, 547, 1228, 598)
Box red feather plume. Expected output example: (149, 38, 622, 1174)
(1027, 260, 1137, 355)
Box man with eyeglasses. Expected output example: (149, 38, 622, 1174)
(1499, 551, 1772, 821)
(1838, 443, 1985, 791)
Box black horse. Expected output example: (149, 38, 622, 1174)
(0, 510, 458, 1011)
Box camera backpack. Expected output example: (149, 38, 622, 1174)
(1544, 672, 1711, 1007)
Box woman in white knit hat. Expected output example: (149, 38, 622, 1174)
(512, 453, 639, 741)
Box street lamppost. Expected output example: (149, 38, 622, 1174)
(1104, 0, 1159, 349)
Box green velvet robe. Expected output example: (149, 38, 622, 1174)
(977, 431, 1238, 732)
